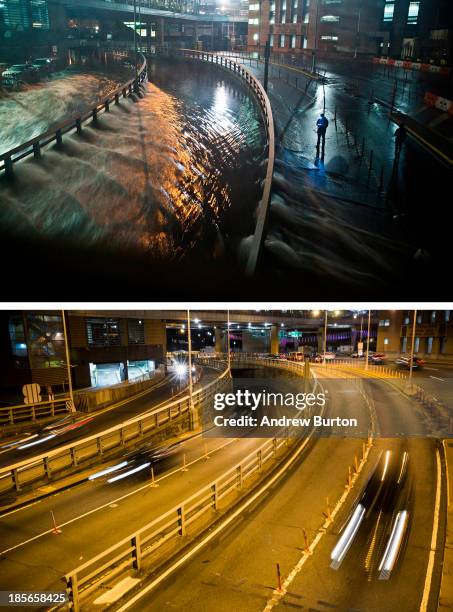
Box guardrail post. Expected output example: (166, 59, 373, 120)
(105, 99, 110, 112)
(56, 129, 63, 147)
(97, 437, 103, 455)
(115, 92, 120, 104)
(11, 468, 21, 492)
(31, 403, 36, 421)
(33, 142, 41, 159)
(131, 534, 142, 570)
(257, 449, 262, 472)
(70, 447, 78, 467)
(119, 428, 125, 446)
(66, 574, 80, 612)
(211, 482, 218, 510)
(43, 456, 52, 479)
(177, 505, 186, 535)
(92, 108, 98, 123)
(9, 408, 14, 425)
(76, 118, 82, 134)
(123, 87, 127, 98)
(236, 465, 243, 489)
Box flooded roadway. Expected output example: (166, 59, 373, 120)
(0, 58, 266, 297)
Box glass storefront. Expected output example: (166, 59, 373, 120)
(127, 359, 155, 381)
(89, 362, 126, 387)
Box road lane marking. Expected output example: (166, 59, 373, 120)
(429, 376, 445, 382)
(419, 449, 442, 612)
(425, 368, 439, 371)
(0, 437, 237, 554)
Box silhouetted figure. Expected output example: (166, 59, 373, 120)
(394, 123, 406, 160)
(316, 112, 329, 153)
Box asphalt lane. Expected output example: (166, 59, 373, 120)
(124, 376, 442, 612)
(0, 367, 219, 468)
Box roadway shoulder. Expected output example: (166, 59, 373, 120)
(439, 440, 453, 609)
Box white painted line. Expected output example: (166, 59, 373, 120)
(419, 449, 442, 612)
(425, 368, 439, 371)
(429, 376, 445, 382)
(93, 577, 140, 604)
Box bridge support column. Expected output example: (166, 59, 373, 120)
(215, 327, 224, 354)
(160, 18, 165, 46)
(270, 325, 279, 355)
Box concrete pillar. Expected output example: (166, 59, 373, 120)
(317, 327, 324, 352)
(270, 325, 279, 355)
(144, 319, 167, 362)
(215, 328, 224, 354)
(160, 18, 165, 46)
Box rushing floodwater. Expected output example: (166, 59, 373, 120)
(0, 59, 266, 272)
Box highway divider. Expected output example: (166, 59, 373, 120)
(0, 365, 230, 496)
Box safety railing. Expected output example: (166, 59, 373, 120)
(64, 434, 289, 610)
(0, 395, 71, 426)
(0, 54, 147, 179)
(64, 359, 322, 610)
(175, 48, 275, 277)
(0, 366, 230, 495)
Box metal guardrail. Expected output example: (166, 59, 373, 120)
(0, 365, 230, 495)
(174, 49, 275, 277)
(65, 435, 289, 610)
(0, 54, 148, 178)
(0, 396, 71, 426)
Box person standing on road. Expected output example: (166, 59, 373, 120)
(394, 123, 407, 160)
(316, 112, 329, 153)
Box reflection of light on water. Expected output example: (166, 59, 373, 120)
(213, 83, 228, 112)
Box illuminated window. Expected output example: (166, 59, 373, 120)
(321, 14, 339, 22)
(280, 33, 285, 47)
(270, 33, 274, 46)
(249, 2, 259, 9)
(248, 17, 259, 24)
(384, 338, 389, 345)
(407, 1, 420, 23)
(383, 2, 394, 22)
(304, 12, 309, 22)
(290, 34, 296, 48)
(253, 32, 259, 40)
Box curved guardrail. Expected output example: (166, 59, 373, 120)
(0, 364, 230, 495)
(0, 54, 148, 179)
(175, 49, 275, 276)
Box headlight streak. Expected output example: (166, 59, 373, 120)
(378, 510, 408, 580)
(88, 461, 129, 481)
(397, 452, 408, 485)
(330, 504, 366, 569)
(17, 434, 56, 450)
(381, 450, 391, 482)
(0, 434, 38, 449)
(107, 462, 151, 483)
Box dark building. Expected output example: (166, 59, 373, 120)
(381, 0, 452, 63)
(248, 0, 386, 57)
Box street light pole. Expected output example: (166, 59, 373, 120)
(365, 310, 371, 370)
(323, 310, 328, 365)
(187, 309, 193, 402)
(61, 310, 75, 413)
(311, 0, 320, 74)
(227, 309, 231, 370)
(408, 309, 417, 389)
(133, 0, 138, 78)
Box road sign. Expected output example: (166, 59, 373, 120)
(22, 383, 42, 404)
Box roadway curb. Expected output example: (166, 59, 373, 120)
(439, 439, 453, 609)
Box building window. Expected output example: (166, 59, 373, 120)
(253, 32, 259, 41)
(440, 337, 447, 353)
(302, 35, 308, 48)
(320, 15, 339, 22)
(403, 315, 410, 325)
(248, 17, 259, 24)
(290, 34, 296, 48)
(414, 337, 420, 352)
(280, 7, 286, 23)
(27, 314, 65, 369)
(128, 319, 145, 345)
(379, 319, 390, 327)
(445, 310, 450, 322)
(383, 2, 395, 22)
(86, 318, 121, 347)
(9, 315, 27, 359)
(417, 313, 422, 324)
(430, 311, 436, 323)
(426, 337, 433, 354)
(407, 1, 420, 24)
(323, 0, 341, 3)
(292, 12, 297, 22)
(270, 33, 274, 46)
(249, 2, 259, 9)
(280, 33, 285, 47)
(401, 336, 407, 353)
(384, 338, 389, 346)
(303, 11, 309, 22)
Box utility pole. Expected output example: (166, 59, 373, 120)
(227, 310, 231, 370)
(187, 309, 193, 401)
(323, 310, 328, 364)
(408, 309, 417, 389)
(61, 310, 75, 413)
